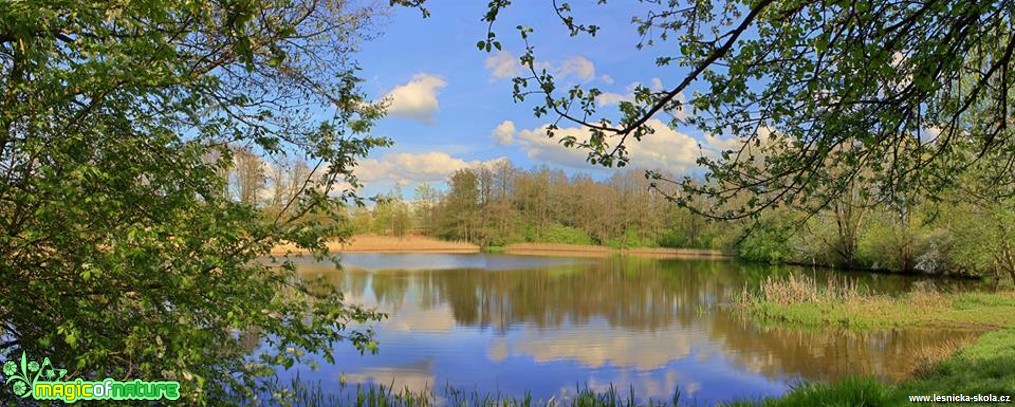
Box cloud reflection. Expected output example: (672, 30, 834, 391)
(287, 254, 983, 403)
(512, 325, 699, 371)
(339, 358, 437, 393)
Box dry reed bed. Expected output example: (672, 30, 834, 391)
(270, 234, 479, 256)
(746, 274, 957, 307)
(739, 273, 1015, 331)
(744, 274, 866, 306)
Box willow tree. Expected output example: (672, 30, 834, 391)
(0, 0, 399, 403)
(481, 0, 1015, 219)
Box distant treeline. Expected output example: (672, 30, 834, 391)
(350, 161, 1014, 284)
(225, 150, 1013, 283)
(350, 160, 732, 250)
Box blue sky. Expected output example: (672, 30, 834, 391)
(349, 2, 732, 197)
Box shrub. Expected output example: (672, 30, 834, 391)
(537, 223, 596, 245)
(735, 221, 797, 264)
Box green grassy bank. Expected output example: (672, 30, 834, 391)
(743, 275, 1015, 330)
(730, 276, 1015, 406)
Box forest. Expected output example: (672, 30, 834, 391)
(321, 155, 1014, 284)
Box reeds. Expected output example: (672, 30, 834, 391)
(263, 374, 686, 407)
(739, 274, 867, 306)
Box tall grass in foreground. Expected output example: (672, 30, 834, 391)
(722, 377, 895, 407)
(261, 373, 685, 407)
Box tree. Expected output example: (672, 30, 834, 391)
(482, 1, 1015, 219)
(484, 160, 522, 245)
(932, 176, 1015, 283)
(438, 169, 481, 242)
(231, 145, 265, 205)
(372, 188, 411, 237)
(0, 1, 398, 403)
(513, 168, 552, 239)
(412, 183, 441, 235)
(350, 205, 375, 234)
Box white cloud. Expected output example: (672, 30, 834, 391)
(600, 74, 615, 85)
(356, 152, 507, 185)
(559, 56, 596, 81)
(650, 77, 664, 91)
(485, 53, 595, 82)
(669, 91, 689, 121)
(485, 51, 522, 80)
(383, 74, 447, 124)
(515, 126, 594, 169)
(596, 82, 689, 122)
(596, 81, 637, 107)
(514, 119, 711, 173)
(596, 91, 632, 107)
(703, 135, 743, 155)
(491, 120, 516, 145)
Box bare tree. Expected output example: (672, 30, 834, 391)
(231, 146, 265, 205)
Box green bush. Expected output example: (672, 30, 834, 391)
(537, 223, 596, 245)
(736, 221, 797, 264)
(657, 228, 729, 249)
(606, 229, 659, 249)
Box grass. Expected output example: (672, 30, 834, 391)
(739, 275, 1015, 330)
(722, 376, 897, 407)
(730, 275, 1015, 406)
(744, 274, 867, 306)
(265, 375, 686, 407)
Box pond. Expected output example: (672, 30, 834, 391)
(272, 253, 980, 405)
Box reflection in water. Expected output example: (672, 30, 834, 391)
(713, 313, 981, 383)
(340, 358, 438, 392)
(512, 324, 696, 370)
(276, 254, 980, 405)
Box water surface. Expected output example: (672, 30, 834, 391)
(275, 254, 978, 405)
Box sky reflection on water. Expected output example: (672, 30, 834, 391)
(273, 254, 978, 405)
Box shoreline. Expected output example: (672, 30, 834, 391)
(270, 235, 731, 259)
(501, 242, 730, 259)
(269, 234, 481, 256)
